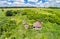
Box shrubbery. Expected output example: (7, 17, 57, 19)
(5, 10, 19, 16)
(6, 10, 13, 16)
(0, 19, 17, 36)
(1, 9, 4, 12)
(0, 8, 60, 39)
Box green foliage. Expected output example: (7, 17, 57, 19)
(0, 8, 60, 39)
(5, 10, 19, 16)
(1, 9, 4, 12)
(6, 10, 13, 16)
(0, 18, 17, 36)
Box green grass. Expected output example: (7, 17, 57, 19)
(0, 8, 60, 39)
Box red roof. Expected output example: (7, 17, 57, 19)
(33, 21, 41, 27)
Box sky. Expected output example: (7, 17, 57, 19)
(0, 0, 60, 7)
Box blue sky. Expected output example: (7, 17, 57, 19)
(0, 0, 60, 7)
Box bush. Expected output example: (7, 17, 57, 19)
(5, 32, 12, 38)
(17, 10, 20, 13)
(1, 9, 4, 12)
(6, 10, 19, 16)
(0, 19, 17, 35)
(21, 12, 27, 15)
(11, 37, 16, 39)
(48, 14, 60, 25)
(6, 20, 17, 31)
(6, 10, 13, 16)
(13, 11, 17, 14)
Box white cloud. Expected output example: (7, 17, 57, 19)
(0, 0, 25, 7)
(11, 0, 25, 6)
(28, 0, 38, 2)
(14, 0, 24, 2)
(13, 2, 23, 5)
(27, 0, 60, 7)
(0, 1, 8, 7)
(36, 1, 50, 7)
(0, 0, 60, 7)
(12, 2, 25, 6)
(48, 0, 60, 7)
(44, 2, 50, 7)
(36, 1, 44, 7)
(0, 1, 7, 4)
(49, 0, 52, 1)
(56, 0, 60, 3)
(25, 3, 33, 6)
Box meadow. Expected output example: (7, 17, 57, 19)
(0, 8, 60, 39)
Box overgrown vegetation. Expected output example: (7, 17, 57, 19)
(0, 8, 60, 39)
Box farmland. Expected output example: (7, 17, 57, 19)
(0, 8, 60, 39)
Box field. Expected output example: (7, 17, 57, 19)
(0, 8, 60, 39)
